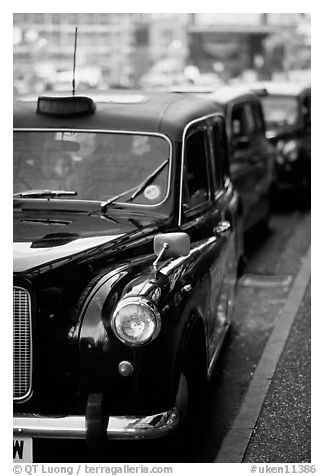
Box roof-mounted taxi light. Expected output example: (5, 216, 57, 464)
(37, 96, 96, 117)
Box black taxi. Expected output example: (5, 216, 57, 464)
(13, 91, 243, 461)
(252, 82, 311, 205)
(171, 85, 277, 232)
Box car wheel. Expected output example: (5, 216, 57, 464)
(167, 354, 207, 461)
(258, 187, 273, 234)
(175, 372, 189, 426)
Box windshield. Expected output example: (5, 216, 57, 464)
(261, 96, 299, 129)
(13, 131, 170, 206)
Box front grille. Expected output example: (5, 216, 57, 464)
(13, 287, 32, 401)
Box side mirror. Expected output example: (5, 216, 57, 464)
(231, 136, 250, 150)
(153, 233, 190, 269)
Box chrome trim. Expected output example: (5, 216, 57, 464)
(224, 176, 231, 189)
(13, 286, 33, 402)
(111, 297, 161, 347)
(213, 220, 232, 236)
(13, 408, 179, 440)
(13, 128, 173, 209)
(214, 189, 225, 201)
(178, 113, 223, 226)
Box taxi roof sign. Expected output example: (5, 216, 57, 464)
(37, 96, 96, 117)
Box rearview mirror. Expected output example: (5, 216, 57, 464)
(153, 233, 190, 265)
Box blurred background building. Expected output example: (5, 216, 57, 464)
(13, 13, 311, 95)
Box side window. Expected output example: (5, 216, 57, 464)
(232, 102, 263, 139)
(231, 105, 246, 138)
(219, 119, 230, 178)
(251, 101, 265, 134)
(302, 94, 311, 126)
(209, 118, 229, 189)
(244, 103, 257, 135)
(209, 124, 223, 189)
(183, 127, 210, 210)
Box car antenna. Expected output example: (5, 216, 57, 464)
(72, 27, 78, 96)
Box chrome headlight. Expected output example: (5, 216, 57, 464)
(111, 297, 161, 346)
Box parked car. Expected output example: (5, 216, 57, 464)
(250, 82, 311, 206)
(13, 91, 243, 461)
(171, 85, 277, 232)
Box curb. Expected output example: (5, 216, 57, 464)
(214, 246, 311, 463)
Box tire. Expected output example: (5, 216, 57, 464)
(264, 185, 275, 229)
(257, 189, 272, 235)
(166, 353, 208, 461)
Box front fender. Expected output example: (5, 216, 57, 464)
(75, 241, 210, 417)
(76, 261, 175, 416)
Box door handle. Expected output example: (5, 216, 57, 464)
(213, 220, 231, 236)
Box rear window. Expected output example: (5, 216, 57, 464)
(13, 131, 171, 206)
(261, 96, 299, 129)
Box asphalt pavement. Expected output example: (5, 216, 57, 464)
(215, 241, 311, 464)
(243, 282, 311, 463)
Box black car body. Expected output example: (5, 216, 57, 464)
(171, 85, 277, 232)
(13, 91, 242, 461)
(253, 82, 311, 199)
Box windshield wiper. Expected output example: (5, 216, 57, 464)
(127, 158, 169, 202)
(13, 190, 77, 199)
(101, 158, 169, 213)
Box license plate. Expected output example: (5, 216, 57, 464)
(13, 437, 33, 462)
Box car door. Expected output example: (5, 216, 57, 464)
(180, 119, 232, 371)
(228, 101, 258, 230)
(248, 99, 275, 221)
(229, 100, 270, 230)
(300, 91, 311, 167)
(206, 116, 237, 366)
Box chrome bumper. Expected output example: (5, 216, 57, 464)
(13, 408, 179, 440)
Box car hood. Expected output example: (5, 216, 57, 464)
(13, 235, 127, 272)
(13, 202, 164, 273)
